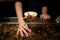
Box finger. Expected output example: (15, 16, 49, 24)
(23, 25, 31, 33)
(25, 24, 31, 33)
(20, 27, 28, 36)
(23, 23, 31, 32)
(19, 29, 24, 37)
(16, 29, 19, 36)
(16, 28, 24, 37)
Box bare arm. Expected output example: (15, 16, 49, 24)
(15, 2, 23, 22)
(15, 2, 31, 37)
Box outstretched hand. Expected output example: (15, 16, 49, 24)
(17, 20, 31, 37)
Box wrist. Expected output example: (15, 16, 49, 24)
(18, 18, 24, 22)
(18, 19, 24, 22)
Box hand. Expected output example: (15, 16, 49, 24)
(17, 20, 31, 37)
(40, 14, 50, 20)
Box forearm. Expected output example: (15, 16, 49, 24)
(42, 6, 47, 14)
(15, 2, 23, 22)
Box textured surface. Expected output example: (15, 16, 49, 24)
(0, 18, 60, 40)
(0, 23, 60, 40)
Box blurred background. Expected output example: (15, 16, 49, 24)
(0, 0, 16, 17)
(0, 0, 60, 18)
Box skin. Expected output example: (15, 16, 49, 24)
(40, 6, 50, 19)
(15, 2, 50, 37)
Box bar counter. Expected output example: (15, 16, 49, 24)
(0, 17, 60, 40)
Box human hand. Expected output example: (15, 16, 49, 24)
(17, 20, 31, 37)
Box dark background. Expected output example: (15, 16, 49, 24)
(0, 0, 60, 19)
(0, 1, 16, 17)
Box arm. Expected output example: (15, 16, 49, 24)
(15, 2, 23, 23)
(15, 2, 31, 37)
